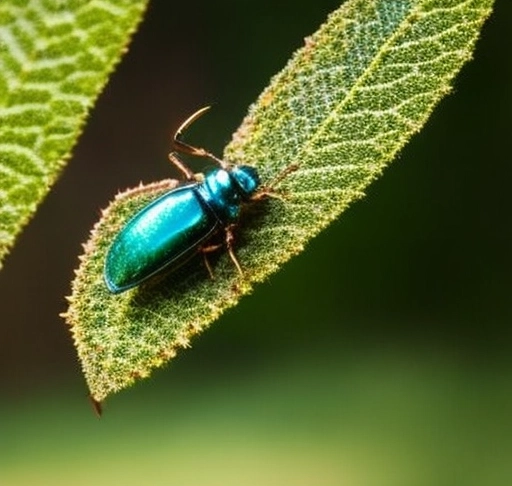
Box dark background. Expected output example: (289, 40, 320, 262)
(1, 1, 511, 484)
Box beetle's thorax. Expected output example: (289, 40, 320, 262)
(197, 167, 259, 223)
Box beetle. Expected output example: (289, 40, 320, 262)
(104, 107, 267, 294)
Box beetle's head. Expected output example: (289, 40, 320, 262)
(230, 165, 260, 199)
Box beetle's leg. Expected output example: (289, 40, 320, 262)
(172, 106, 228, 169)
(199, 229, 243, 278)
(200, 243, 223, 279)
(202, 252, 215, 279)
(225, 225, 243, 276)
(167, 152, 196, 180)
(252, 162, 300, 201)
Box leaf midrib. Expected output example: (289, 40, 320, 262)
(293, 5, 418, 167)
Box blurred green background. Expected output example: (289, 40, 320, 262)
(1, 1, 511, 484)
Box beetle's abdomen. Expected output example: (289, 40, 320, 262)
(105, 186, 218, 293)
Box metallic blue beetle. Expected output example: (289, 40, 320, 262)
(104, 107, 261, 293)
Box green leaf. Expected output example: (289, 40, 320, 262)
(65, 0, 494, 403)
(0, 0, 148, 269)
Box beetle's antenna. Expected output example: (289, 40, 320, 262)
(171, 106, 228, 169)
(253, 163, 300, 200)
